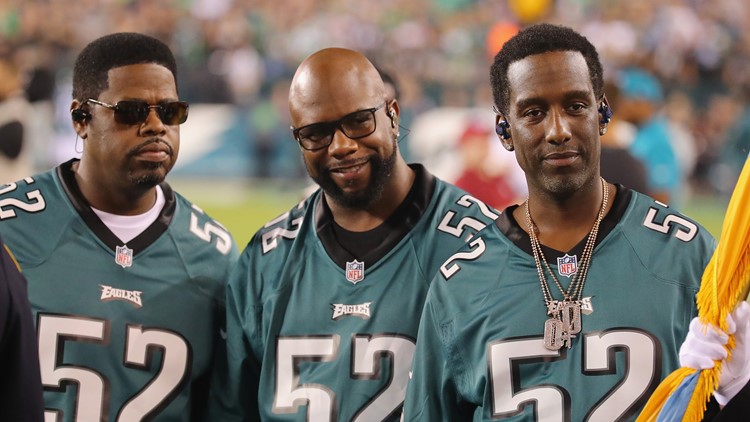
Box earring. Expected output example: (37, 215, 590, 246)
(502, 141, 514, 152)
(599, 126, 608, 136)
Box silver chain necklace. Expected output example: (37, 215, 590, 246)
(525, 177, 608, 350)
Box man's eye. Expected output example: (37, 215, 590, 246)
(306, 132, 328, 141)
(347, 113, 371, 125)
(301, 126, 329, 141)
(524, 109, 543, 118)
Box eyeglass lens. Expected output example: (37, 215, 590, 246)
(297, 109, 377, 149)
(114, 101, 189, 126)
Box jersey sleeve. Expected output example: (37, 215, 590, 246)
(207, 198, 309, 420)
(403, 286, 474, 421)
(0, 172, 71, 267)
(206, 248, 263, 421)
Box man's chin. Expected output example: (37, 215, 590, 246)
(326, 189, 375, 209)
(130, 170, 167, 188)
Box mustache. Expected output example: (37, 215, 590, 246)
(127, 139, 174, 157)
(326, 156, 371, 171)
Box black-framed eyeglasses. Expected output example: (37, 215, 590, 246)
(290, 102, 387, 151)
(86, 99, 189, 126)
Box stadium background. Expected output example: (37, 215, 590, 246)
(3, 0, 747, 245)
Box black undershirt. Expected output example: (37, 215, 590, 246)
(315, 163, 435, 269)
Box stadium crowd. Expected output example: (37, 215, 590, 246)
(2, 0, 750, 198)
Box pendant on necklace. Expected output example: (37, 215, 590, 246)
(543, 317, 565, 350)
(543, 300, 582, 351)
(562, 300, 581, 334)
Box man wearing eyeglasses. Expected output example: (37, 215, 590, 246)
(0, 32, 238, 421)
(206, 48, 499, 421)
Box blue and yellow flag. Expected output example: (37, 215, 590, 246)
(638, 157, 750, 422)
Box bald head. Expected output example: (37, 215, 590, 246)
(289, 48, 387, 120)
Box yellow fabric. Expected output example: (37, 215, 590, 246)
(2, 243, 21, 272)
(637, 367, 697, 422)
(637, 157, 750, 422)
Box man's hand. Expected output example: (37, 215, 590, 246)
(679, 301, 750, 406)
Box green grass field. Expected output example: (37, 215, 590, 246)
(171, 177, 729, 247)
(170, 178, 310, 246)
(680, 195, 729, 240)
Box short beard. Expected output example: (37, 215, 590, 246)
(126, 141, 172, 188)
(309, 138, 397, 209)
(541, 171, 593, 201)
(129, 164, 165, 188)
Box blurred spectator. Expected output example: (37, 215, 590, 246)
(714, 95, 750, 195)
(664, 90, 698, 187)
(0, 45, 32, 184)
(616, 67, 681, 206)
(378, 65, 401, 104)
(16, 41, 58, 171)
(0, 0, 748, 190)
(454, 120, 518, 210)
(247, 78, 300, 179)
(691, 93, 743, 195)
(600, 81, 649, 194)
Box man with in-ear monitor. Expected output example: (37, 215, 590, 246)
(0, 32, 238, 421)
(403, 23, 750, 420)
(207, 47, 499, 421)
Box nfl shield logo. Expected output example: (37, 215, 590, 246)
(346, 260, 365, 284)
(115, 245, 133, 269)
(557, 254, 577, 278)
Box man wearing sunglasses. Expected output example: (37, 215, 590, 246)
(0, 32, 238, 421)
(207, 48, 500, 420)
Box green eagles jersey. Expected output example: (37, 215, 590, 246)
(208, 164, 500, 421)
(0, 160, 239, 421)
(403, 187, 716, 421)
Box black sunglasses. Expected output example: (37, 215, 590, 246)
(86, 99, 189, 126)
(290, 102, 387, 151)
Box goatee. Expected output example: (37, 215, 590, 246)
(309, 139, 397, 209)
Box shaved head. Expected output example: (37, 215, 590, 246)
(289, 48, 387, 120)
(287, 47, 409, 213)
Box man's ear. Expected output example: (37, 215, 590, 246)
(598, 95, 612, 136)
(70, 100, 90, 139)
(494, 114, 513, 151)
(387, 99, 400, 132)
